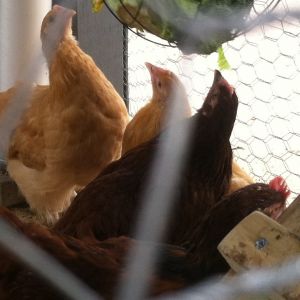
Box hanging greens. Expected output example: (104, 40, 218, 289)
(92, 0, 254, 69)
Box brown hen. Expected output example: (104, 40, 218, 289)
(0, 178, 290, 299)
(184, 176, 290, 277)
(0, 206, 199, 300)
(6, 6, 129, 224)
(122, 63, 252, 193)
(55, 70, 238, 245)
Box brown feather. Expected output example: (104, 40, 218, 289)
(6, 7, 129, 224)
(0, 183, 288, 299)
(185, 182, 288, 277)
(0, 207, 198, 300)
(55, 71, 238, 248)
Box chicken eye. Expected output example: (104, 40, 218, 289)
(157, 81, 162, 89)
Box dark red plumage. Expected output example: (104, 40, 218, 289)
(54, 70, 238, 247)
(0, 207, 200, 300)
(184, 180, 289, 278)
(0, 180, 289, 299)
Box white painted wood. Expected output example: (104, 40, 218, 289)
(0, 0, 51, 90)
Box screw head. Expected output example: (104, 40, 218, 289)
(255, 238, 268, 250)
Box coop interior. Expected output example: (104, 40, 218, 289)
(0, 0, 300, 299)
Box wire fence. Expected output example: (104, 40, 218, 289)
(0, 1, 300, 300)
(127, 0, 300, 204)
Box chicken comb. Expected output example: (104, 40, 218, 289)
(269, 176, 291, 199)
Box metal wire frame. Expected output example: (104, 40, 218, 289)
(239, 0, 283, 37)
(104, 0, 282, 51)
(103, 0, 178, 48)
(0, 2, 300, 300)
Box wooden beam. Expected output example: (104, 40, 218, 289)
(218, 211, 300, 298)
(218, 212, 300, 270)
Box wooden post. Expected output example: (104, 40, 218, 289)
(76, 1, 128, 103)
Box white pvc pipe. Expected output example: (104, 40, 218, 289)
(0, 0, 51, 90)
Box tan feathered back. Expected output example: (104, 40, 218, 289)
(122, 63, 191, 155)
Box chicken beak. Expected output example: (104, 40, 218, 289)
(53, 4, 76, 18)
(145, 62, 154, 74)
(145, 62, 166, 84)
(145, 62, 156, 83)
(145, 62, 166, 75)
(213, 70, 234, 95)
(67, 8, 77, 18)
(213, 70, 224, 85)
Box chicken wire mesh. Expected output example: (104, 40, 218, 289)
(126, 0, 300, 203)
(0, 2, 300, 300)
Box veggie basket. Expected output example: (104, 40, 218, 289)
(93, 0, 281, 54)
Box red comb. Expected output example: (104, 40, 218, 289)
(269, 176, 291, 199)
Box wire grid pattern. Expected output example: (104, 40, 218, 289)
(127, 0, 300, 203)
(0, 3, 300, 300)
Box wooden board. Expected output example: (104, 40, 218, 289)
(218, 211, 300, 299)
(218, 212, 300, 271)
(278, 195, 300, 236)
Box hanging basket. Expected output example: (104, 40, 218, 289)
(100, 0, 281, 55)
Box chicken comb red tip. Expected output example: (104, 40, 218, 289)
(269, 176, 291, 199)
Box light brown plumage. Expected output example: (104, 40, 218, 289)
(6, 5, 129, 224)
(122, 62, 192, 155)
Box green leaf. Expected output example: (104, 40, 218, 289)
(217, 46, 231, 70)
(92, 0, 104, 13)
